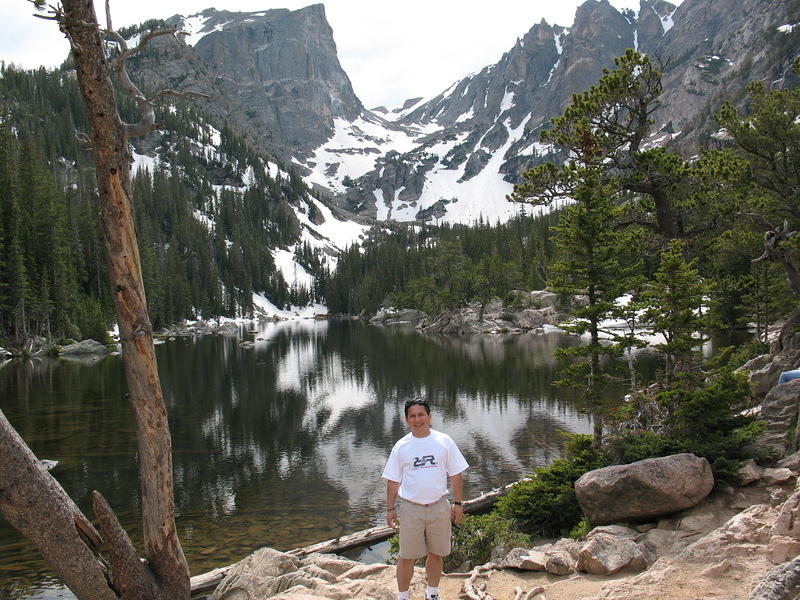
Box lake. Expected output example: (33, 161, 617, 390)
(0, 319, 660, 599)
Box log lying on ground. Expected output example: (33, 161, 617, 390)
(189, 480, 520, 595)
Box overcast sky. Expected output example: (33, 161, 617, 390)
(0, 0, 682, 109)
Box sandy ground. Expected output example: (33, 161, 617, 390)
(396, 557, 769, 600)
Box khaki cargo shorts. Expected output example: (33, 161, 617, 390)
(396, 496, 451, 559)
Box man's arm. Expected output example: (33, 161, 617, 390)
(450, 473, 464, 524)
(386, 479, 400, 528)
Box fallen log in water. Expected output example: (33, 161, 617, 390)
(189, 480, 521, 596)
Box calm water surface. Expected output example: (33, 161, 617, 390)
(0, 320, 657, 599)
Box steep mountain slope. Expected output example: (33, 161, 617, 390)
(128, 4, 363, 162)
(331, 0, 800, 224)
(125, 0, 800, 227)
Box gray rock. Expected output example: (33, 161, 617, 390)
(575, 453, 714, 525)
(509, 290, 559, 309)
(299, 554, 359, 577)
(59, 339, 109, 356)
(500, 547, 533, 569)
(370, 307, 428, 327)
(751, 382, 800, 458)
(210, 547, 301, 599)
(423, 297, 557, 335)
(501, 544, 576, 576)
(639, 528, 681, 558)
(513, 306, 557, 330)
(576, 533, 647, 575)
(516, 550, 549, 571)
(743, 331, 800, 399)
(777, 450, 800, 473)
(760, 468, 796, 487)
(544, 550, 575, 576)
(747, 555, 800, 600)
(587, 525, 638, 539)
(738, 459, 764, 485)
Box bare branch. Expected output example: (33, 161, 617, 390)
(93, 491, 158, 599)
(739, 211, 776, 230)
(148, 89, 211, 103)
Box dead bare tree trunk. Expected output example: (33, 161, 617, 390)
(0, 409, 114, 600)
(0, 1, 190, 598)
(58, 0, 190, 597)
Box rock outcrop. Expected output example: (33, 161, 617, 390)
(58, 339, 109, 356)
(422, 297, 557, 335)
(128, 5, 363, 163)
(751, 380, 800, 459)
(205, 453, 800, 600)
(336, 0, 800, 222)
(575, 453, 714, 525)
(576, 532, 648, 576)
(210, 548, 397, 600)
(369, 307, 428, 327)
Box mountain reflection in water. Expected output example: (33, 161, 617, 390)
(1, 320, 657, 599)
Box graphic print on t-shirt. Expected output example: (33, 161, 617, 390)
(413, 455, 437, 468)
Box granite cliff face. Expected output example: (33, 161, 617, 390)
(128, 4, 362, 161)
(127, 0, 800, 225)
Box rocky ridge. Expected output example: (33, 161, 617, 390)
(123, 0, 800, 225)
(333, 0, 800, 223)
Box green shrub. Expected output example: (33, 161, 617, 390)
(708, 341, 769, 370)
(387, 513, 530, 572)
(608, 369, 766, 483)
(495, 435, 606, 537)
(606, 430, 682, 465)
(665, 369, 764, 480)
(444, 513, 531, 571)
(569, 517, 591, 540)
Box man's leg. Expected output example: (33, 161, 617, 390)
(425, 552, 443, 587)
(396, 557, 415, 593)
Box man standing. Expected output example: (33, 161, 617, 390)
(382, 399, 469, 600)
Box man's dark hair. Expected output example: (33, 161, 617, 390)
(404, 399, 431, 417)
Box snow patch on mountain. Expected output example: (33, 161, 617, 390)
(394, 115, 534, 224)
(301, 115, 435, 194)
(180, 14, 226, 46)
(293, 196, 368, 256)
(500, 88, 516, 113)
(659, 7, 678, 34)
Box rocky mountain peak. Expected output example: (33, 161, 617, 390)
(137, 4, 363, 162)
(128, 0, 798, 226)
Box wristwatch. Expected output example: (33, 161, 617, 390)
(453, 501, 462, 506)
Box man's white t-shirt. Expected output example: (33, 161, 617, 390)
(382, 429, 469, 505)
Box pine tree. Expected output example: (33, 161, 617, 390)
(643, 240, 711, 381)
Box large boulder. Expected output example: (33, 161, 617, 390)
(513, 306, 558, 330)
(507, 289, 559, 309)
(59, 339, 109, 356)
(576, 532, 647, 575)
(575, 453, 714, 525)
(210, 548, 302, 599)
